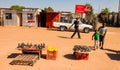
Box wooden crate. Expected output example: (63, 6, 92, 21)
(46, 50, 58, 60)
(22, 49, 42, 59)
(10, 54, 38, 66)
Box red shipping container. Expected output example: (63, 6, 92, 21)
(75, 52, 89, 60)
(46, 13, 60, 28)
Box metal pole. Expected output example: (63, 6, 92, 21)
(118, 0, 120, 12)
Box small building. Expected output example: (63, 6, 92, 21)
(3, 8, 41, 26)
(3, 10, 22, 26)
(2, 8, 75, 28)
(2, 8, 61, 28)
(0, 8, 10, 26)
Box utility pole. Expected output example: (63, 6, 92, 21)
(118, 0, 120, 12)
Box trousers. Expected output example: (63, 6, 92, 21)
(71, 28, 80, 38)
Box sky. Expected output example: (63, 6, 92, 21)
(0, 0, 119, 14)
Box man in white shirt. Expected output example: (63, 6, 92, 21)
(98, 23, 107, 49)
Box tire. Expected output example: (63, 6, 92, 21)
(83, 28, 90, 33)
(60, 26, 66, 31)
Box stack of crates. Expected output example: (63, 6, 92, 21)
(73, 45, 91, 60)
(46, 46, 58, 60)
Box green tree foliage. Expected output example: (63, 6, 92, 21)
(10, 5, 25, 11)
(44, 7, 54, 12)
(101, 8, 110, 15)
(98, 8, 110, 23)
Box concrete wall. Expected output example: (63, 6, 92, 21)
(22, 11, 37, 27)
(3, 11, 19, 26)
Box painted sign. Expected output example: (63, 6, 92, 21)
(23, 20, 35, 26)
(75, 5, 85, 13)
(84, 6, 91, 13)
(75, 5, 90, 14)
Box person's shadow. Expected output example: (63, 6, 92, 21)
(104, 48, 120, 54)
(104, 48, 120, 61)
(58, 36, 71, 39)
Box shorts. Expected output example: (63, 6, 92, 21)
(99, 35, 104, 42)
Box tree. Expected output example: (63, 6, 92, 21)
(10, 5, 25, 11)
(102, 8, 110, 15)
(98, 8, 110, 23)
(44, 6, 54, 12)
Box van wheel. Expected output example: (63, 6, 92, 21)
(60, 26, 66, 31)
(84, 28, 90, 33)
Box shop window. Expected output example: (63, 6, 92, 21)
(27, 13, 33, 20)
(5, 13, 12, 19)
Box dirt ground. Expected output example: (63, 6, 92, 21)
(0, 26, 120, 70)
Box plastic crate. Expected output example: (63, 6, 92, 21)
(75, 52, 89, 60)
(46, 50, 58, 60)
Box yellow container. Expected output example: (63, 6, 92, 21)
(47, 46, 58, 60)
(47, 46, 58, 52)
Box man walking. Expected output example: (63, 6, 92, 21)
(98, 23, 107, 49)
(69, 18, 81, 39)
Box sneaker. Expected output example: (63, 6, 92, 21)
(92, 47, 96, 50)
(96, 46, 99, 49)
(93, 48, 96, 51)
(100, 47, 103, 49)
